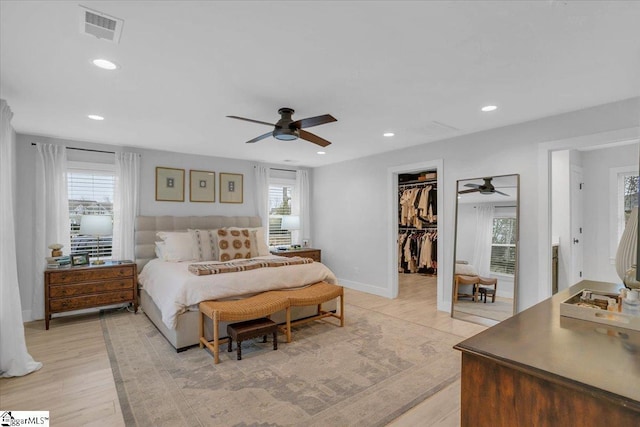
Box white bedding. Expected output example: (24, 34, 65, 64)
(138, 255, 338, 329)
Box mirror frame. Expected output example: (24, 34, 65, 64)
(451, 174, 520, 324)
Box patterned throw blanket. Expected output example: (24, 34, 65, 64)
(188, 256, 314, 276)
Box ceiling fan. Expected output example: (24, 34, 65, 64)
(458, 177, 509, 196)
(227, 107, 337, 147)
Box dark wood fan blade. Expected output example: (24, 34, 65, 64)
(245, 132, 272, 144)
(227, 115, 275, 127)
(458, 188, 480, 194)
(464, 183, 481, 188)
(291, 114, 337, 129)
(299, 129, 332, 147)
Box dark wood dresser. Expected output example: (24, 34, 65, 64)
(44, 261, 137, 329)
(454, 280, 640, 426)
(270, 248, 321, 262)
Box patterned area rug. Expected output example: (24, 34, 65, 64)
(101, 304, 461, 427)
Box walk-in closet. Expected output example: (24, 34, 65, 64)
(398, 171, 438, 290)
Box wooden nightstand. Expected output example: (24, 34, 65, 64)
(270, 248, 321, 262)
(44, 260, 137, 329)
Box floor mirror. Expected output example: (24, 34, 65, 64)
(451, 174, 519, 324)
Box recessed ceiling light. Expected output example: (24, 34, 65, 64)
(88, 114, 104, 121)
(317, 151, 326, 155)
(481, 105, 498, 112)
(92, 59, 118, 70)
(383, 132, 395, 137)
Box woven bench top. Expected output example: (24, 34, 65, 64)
(199, 292, 289, 322)
(268, 282, 343, 306)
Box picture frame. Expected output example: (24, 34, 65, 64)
(71, 252, 90, 266)
(219, 172, 243, 204)
(156, 166, 185, 202)
(190, 170, 215, 202)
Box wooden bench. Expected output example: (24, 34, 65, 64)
(268, 281, 344, 342)
(199, 293, 290, 364)
(227, 318, 278, 360)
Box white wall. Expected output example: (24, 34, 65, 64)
(312, 97, 640, 312)
(582, 143, 639, 283)
(14, 134, 301, 320)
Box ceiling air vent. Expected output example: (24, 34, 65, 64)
(78, 6, 124, 43)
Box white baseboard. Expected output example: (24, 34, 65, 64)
(338, 278, 394, 299)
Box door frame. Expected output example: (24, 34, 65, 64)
(537, 127, 639, 301)
(387, 159, 446, 311)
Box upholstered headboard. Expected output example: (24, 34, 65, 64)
(134, 215, 262, 271)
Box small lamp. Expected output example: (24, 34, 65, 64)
(615, 207, 638, 288)
(281, 215, 300, 246)
(79, 215, 112, 265)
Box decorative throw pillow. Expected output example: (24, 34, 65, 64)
(154, 242, 166, 260)
(155, 231, 193, 262)
(217, 228, 252, 261)
(189, 229, 219, 261)
(227, 226, 269, 257)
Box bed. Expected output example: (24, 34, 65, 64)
(135, 215, 338, 351)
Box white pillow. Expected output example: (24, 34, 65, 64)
(189, 229, 219, 262)
(249, 227, 270, 256)
(155, 231, 194, 262)
(154, 242, 166, 260)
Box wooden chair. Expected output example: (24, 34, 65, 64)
(454, 275, 479, 302)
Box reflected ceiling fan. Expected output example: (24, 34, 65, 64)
(227, 107, 337, 147)
(458, 177, 509, 196)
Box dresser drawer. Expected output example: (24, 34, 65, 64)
(49, 279, 134, 298)
(48, 266, 135, 284)
(49, 290, 134, 312)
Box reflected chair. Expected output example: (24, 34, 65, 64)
(455, 275, 479, 302)
(477, 276, 498, 303)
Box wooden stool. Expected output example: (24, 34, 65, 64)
(199, 293, 290, 364)
(477, 277, 497, 303)
(227, 318, 278, 360)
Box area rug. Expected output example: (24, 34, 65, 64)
(101, 304, 461, 427)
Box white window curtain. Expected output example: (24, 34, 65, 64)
(34, 143, 70, 320)
(111, 152, 140, 260)
(292, 170, 310, 245)
(254, 164, 269, 232)
(1, 99, 42, 377)
(472, 205, 495, 277)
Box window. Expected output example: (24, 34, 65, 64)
(490, 217, 516, 275)
(622, 173, 639, 223)
(268, 182, 294, 246)
(67, 162, 115, 259)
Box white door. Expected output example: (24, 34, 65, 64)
(570, 165, 584, 285)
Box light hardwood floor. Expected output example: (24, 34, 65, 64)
(0, 274, 485, 426)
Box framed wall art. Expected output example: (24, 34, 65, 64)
(156, 166, 185, 202)
(219, 172, 243, 204)
(190, 170, 215, 202)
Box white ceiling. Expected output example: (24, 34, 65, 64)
(2, 1, 640, 167)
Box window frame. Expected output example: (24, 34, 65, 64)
(268, 177, 296, 247)
(490, 213, 517, 277)
(609, 165, 639, 263)
(67, 161, 115, 260)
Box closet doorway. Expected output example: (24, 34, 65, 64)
(388, 160, 445, 311)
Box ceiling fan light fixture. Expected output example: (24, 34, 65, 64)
(273, 127, 299, 141)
